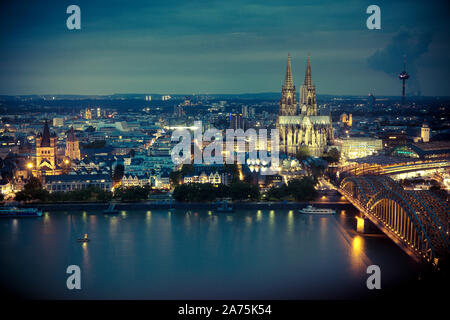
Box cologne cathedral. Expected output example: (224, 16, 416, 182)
(277, 54, 333, 156)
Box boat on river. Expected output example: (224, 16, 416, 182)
(0, 207, 43, 217)
(298, 205, 335, 215)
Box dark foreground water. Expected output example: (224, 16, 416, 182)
(0, 208, 420, 299)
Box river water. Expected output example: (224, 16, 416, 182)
(0, 207, 420, 299)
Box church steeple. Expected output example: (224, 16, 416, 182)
(279, 54, 297, 116)
(284, 53, 294, 89)
(300, 54, 317, 116)
(304, 54, 312, 87)
(41, 120, 51, 147)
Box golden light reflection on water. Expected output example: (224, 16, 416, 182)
(256, 210, 262, 222)
(82, 242, 90, 270)
(82, 211, 87, 222)
(121, 211, 127, 218)
(245, 216, 252, 226)
(352, 236, 363, 254)
(109, 216, 118, 236)
(287, 210, 294, 235)
(11, 219, 18, 239)
(269, 210, 275, 227)
(350, 235, 366, 271)
(89, 214, 97, 229)
(146, 211, 152, 225)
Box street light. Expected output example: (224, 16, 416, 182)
(27, 162, 33, 169)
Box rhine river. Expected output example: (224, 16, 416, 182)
(0, 206, 420, 299)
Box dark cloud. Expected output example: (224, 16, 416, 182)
(0, 1, 449, 95)
(367, 28, 432, 94)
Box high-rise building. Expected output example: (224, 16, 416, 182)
(249, 107, 256, 118)
(242, 106, 249, 118)
(65, 127, 81, 160)
(277, 54, 333, 156)
(229, 113, 245, 130)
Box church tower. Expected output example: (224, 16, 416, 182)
(279, 54, 297, 116)
(65, 127, 81, 160)
(34, 120, 60, 176)
(300, 55, 317, 116)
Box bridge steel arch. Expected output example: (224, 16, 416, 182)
(339, 175, 450, 265)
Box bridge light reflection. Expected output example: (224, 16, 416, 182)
(355, 216, 365, 233)
(352, 236, 363, 257)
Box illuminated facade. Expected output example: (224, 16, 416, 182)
(65, 127, 81, 161)
(421, 123, 430, 143)
(340, 137, 383, 159)
(277, 54, 333, 156)
(33, 121, 62, 176)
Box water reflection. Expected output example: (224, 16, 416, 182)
(256, 210, 262, 222)
(0, 208, 414, 299)
(287, 210, 294, 236)
(109, 216, 118, 237)
(82, 242, 90, 271)
(350, 235, 366, 271)
(269, 210, 275, 227)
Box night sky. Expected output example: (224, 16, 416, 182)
(0, 0, 449, 96)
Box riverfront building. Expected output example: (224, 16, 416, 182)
(43, 174, 112, 193)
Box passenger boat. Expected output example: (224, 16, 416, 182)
(298, 205, 335, 215)
(103, 203, 118, 214)
(0, 207, 43, 217)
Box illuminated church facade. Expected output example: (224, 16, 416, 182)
(277, 54, 333, 156)
(33, 121, 62, 176)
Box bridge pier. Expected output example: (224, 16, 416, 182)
(355, 216, 367, 234)
(355, 215, 379, 234)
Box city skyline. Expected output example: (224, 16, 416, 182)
(1, 0, 450, 96)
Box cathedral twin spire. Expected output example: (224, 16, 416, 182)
(284, 53, 294, 89)
(280, 53, 317, 116)
(304, 54, 312, 87)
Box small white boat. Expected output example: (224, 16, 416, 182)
(298, 205, 335, 215)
